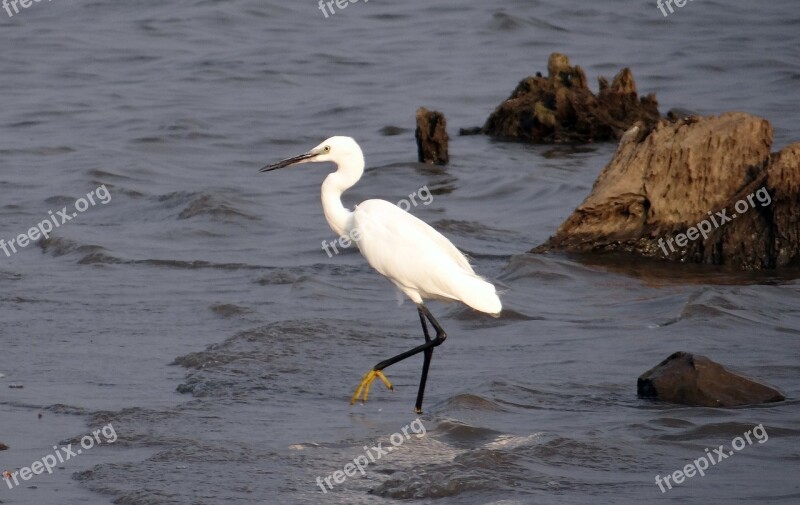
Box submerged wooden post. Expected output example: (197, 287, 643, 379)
(415, 107, 449, 165)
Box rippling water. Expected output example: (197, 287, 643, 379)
(1, 1, 799, 504)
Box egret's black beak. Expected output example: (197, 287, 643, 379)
(260, 150, 318, 172)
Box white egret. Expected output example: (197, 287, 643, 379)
(261, 136, 502, 413)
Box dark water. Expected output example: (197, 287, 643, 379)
(1, 1, 799, 504)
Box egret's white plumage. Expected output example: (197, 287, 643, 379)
(353, 199, 501, 314)
(311, 136, 501, 314)
(261, 135, 501, 411)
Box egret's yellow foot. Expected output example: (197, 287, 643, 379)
(350, 370, 393, 405)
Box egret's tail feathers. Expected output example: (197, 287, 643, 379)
(456, 272, 502, 315)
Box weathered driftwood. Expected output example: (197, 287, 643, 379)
(415, 107, 449, 165)
(534, 112, 800, 270)
(479, 53, 660, 143)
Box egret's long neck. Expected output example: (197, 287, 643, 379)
(321, 153, 364, 237)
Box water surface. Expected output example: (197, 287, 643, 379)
(1, 1, 798, 504)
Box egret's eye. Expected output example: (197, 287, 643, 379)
(323, 145, 331, 153)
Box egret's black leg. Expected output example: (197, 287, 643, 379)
(361, 304, 446, 412)
(419, 306, 432, 343)
(416, 308, 434, 414)
(418, 304, 446, 338)
(371, 305, 447, 371)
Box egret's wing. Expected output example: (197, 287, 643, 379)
(356, 199, 473, 268)
(351, 199, 483, 304)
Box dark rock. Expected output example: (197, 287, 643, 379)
(666, 107, 700, 121)
(0, 442, 8, 450)
(637, 352, 785, 407)
(415, 108, 449, 165)
(533, 111, 800, 269)
(379, 125, 407, 136)
(458, 126, 482, 136)
(481, 53, 660, 143)
(209, 303, 250, 318)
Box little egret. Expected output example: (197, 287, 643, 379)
(260, 136, 502, 413)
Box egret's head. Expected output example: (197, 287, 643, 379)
(260, 136, 362, 172)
